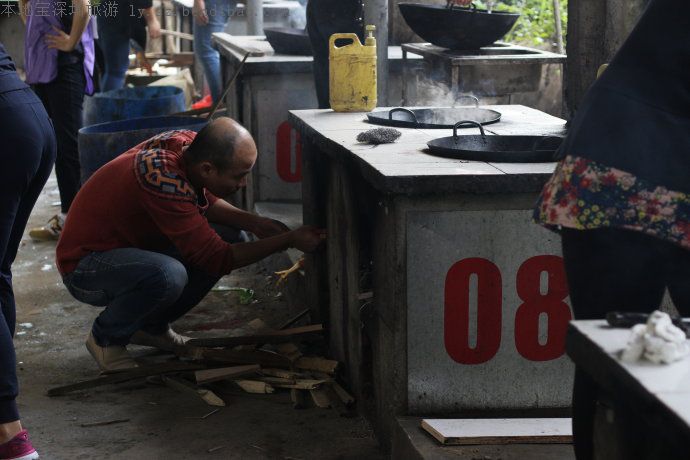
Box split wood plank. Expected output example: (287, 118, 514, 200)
(309, 388, 331, 409)
(260, 368, 306, 380)
(47, 362, 205, 396)
(194, 364, 260, 384)
(295, 357, 339, 374)
(256, 377, 326, 390)
(235, 380, 275, 394)
(185, 324, 323, 348)
(179, 346, 291, 368)
(277, 308, 311, 330)
(291, 389, 308, 409)
(310, 371, 354, 406)
(162, 375, 225, 407)
(276, 342, 302, 361)
(421, 418, 573, 446)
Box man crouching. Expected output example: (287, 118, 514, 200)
(56, 117, 324, 373)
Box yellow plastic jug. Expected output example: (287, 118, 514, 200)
(329, 25, 377, 112)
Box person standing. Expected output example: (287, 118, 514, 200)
(21, 0, 94, 241)
(533, 0, 690, 457)
(192, 0, 237, 106)
(0, 42, 56, 460)
(97, 0, 161, 92)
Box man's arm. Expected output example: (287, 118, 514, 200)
(231, 226, 324, 269)
(206, 198, 290, 239)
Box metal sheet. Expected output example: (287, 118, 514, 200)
(253, 74, 317, 202)
(407, 209, 572, 412)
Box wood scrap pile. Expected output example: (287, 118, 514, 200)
(47, 310, 355, 415)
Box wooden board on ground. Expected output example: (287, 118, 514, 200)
(47, 362, 205, 396)
(309, 388, 331, 408)
(235, 380, 275, 394)
(421, 418, 573, 446)
(194, 364, 260, 384)
(295, 357, 339, 374)
(185, 324, 323, 348)
(162, 375, 225, 407)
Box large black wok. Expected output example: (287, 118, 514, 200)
(367, 106, 501, 129)
(399, 2, 520, 50)
(264, 27, 313, 56)
(427, 121, 563, 163)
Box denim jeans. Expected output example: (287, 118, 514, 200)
(193, 0, 236, 103)
(0, 88, 56, 423)
(63, 225, 247, 346)
(96, 23, 131, 92)
(33, 59, 86, 213)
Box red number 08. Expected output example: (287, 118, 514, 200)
(444, 256, 570, 365)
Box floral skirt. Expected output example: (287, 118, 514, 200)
(534, 155, 690, 249)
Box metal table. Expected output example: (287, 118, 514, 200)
(567, 320, 690, 459)
(289, 105, 571, 448)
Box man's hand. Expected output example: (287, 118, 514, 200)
(252, 217, 290, 239)
(147, 16, 162, 39)
(193, 0, 209, 25)
(290, 226, 326, 253)
(45, 26, 77, 52)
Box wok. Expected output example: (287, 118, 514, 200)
(427, 121, 563, 163)
(264, 27, 313, 56)
(399, 2, 520, 50)
(367, 102, 501, 129)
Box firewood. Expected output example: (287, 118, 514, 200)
(162, 375, 225, 407)
(295, 357, 339, 374)
(235, 380, 275, 394)
(194, 365, 260, 384)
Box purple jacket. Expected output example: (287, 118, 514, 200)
(24, 0, 95, 95)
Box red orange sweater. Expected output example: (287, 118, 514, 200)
(56, 130, 234, 277)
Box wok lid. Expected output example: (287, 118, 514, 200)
(427, 120, 563, 163)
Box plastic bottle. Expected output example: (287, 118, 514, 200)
(328, 25, 377, 112)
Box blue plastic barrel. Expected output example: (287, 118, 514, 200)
(83, 86, 186, 126)
(78, 116, 207, 183)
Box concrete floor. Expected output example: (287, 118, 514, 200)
(11, 174, 384, 459)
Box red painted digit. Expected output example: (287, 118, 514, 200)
(444, 258, 502, 364)
(514, 255, 571, 361)
(276, 121, 302, 183)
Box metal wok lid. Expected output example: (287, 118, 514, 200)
(367, 101, 501, 129)
(427, 121, 563, 163)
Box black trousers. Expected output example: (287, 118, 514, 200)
(0, 88, 56, 423)
(33, 60, 86, 214)
(306, 0, 363, 109)
(561, 227, 690, 460)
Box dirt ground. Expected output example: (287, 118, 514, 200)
(11, 173, 384, 460)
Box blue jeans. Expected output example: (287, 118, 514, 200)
(97, 23, 131, 92)
(62, 226, 247, 346)
(0, 88, 56, 423)
(193, 0, 236, 103)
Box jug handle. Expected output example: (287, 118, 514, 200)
(329, 33, 361, 49)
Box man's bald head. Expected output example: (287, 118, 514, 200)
(184, 117, 254, 171)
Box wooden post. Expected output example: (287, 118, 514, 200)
(552, 0, 565, 55)
(246, 0, 263, 35)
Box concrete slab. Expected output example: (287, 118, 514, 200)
(392, 417, 576, 460)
